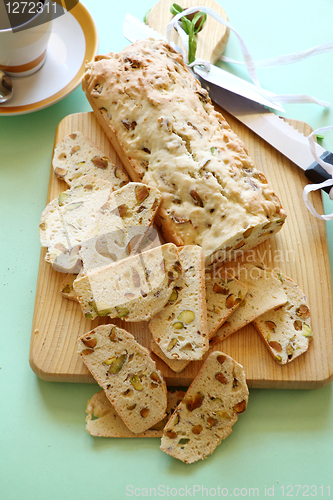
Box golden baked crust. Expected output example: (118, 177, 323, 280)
(83, 39, 286, 265)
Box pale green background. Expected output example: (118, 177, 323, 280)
(1, 0, 333, 498)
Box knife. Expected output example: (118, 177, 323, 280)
(196, 81, 333, 195)
(122, 14, 333, 194)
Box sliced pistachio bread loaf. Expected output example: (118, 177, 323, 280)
(78, 324, 167, 434)
(53, 131, 129, 188)
(253, 273, 313, 364)
(79, 182, 162, 271)
(160, 351, 248, 463)
(85, 389, 185, 438)
(73, 243, 182, 322)
(39, 175, 112, 273)
(83, 39, 286, 266)
(149, 245, 208, 361)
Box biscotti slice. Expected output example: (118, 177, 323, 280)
(78, 324, 167, 434)
(149, 245, 208, 361)
(160, 351, 249, 463)
(73, 243, 182, 322)
(150, 268, 248, 372)
(209, 261, 289, 344)
(253, 273, 313, 364)
(53, 131, 129, 188)
(85, 389, 186, 438)
(83, 39, 286, 267)
(39, 175, 112, 272)
(79, 182, 162, 271)
(205, 267, 248, 337)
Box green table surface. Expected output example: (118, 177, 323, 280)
(1, 0, 333, 498)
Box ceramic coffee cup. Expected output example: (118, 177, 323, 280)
(0, 0, 54, 77)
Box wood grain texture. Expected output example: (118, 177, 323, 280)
(29, 111, 333, 389)
(146, 0, 230, 64)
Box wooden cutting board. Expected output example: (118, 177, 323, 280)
(29, 110, 333, 389)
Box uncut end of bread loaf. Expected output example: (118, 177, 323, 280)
(85, 389, 186, 438)
(160, 351, 249, 463)
(52, 131, 129, 188)
(83, 38, 286, 266)
(149, 245, 208, 361)
(73, 243, 182, 322)
(78, 324, 168, 434)
(253, 273, 313, 364)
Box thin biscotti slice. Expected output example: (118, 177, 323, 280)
(160, 351, 249, 463)
(83, 39, 286, 266)
(205, 267, 248, 337)
(78, 324, 168, 434)
(209, 261, 289, 344)
(85, 389, 186, 438)
(53, 131, 129, 188)
(253, 273, 313, 364)
(39, 175, 112, 272)
(149, 245, 208, 361)
(150, 268, 248, 372)
(73, 243, 182, 322)
(80, 182, 162, 271)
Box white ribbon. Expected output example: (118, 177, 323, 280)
(303, 127, 333, 220)
(167, 7, 333, 219)
(221, 41, 333, 68)
(166, 6, 260, 86)
(166, 6, 331, 108)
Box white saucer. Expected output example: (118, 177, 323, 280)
(0, 3, 98, 116)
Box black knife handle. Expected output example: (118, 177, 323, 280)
(305, 151, 333, 194)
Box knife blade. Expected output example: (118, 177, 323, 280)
(196, 81, 333, 194)
(122, 14, 332, 194)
